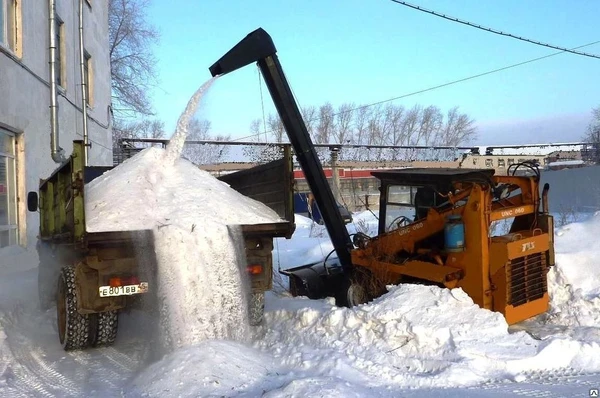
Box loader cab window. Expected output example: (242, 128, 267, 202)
(384, 185, 418, 232)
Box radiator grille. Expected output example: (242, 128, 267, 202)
(507, 252, 548, 307)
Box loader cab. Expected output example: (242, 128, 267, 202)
(379, 184, 443, 233)
(372, 168, 494, 235)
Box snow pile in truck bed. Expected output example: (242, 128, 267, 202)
(85, 147, 281, 233)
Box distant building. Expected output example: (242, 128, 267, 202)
(1, 1, 112, 268)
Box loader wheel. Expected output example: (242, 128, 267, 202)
(248, 292, 265, 326)
(345, 283, 369, 307)
(57, 265, 91, 351)
(91, 311, 119, 347)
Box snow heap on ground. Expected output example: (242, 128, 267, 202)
(255, 285, 600, 391)
(543, 212, 600, 329)
(85, 78, 282, 351)
(126, 213, 600, 396)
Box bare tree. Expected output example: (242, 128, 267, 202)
(243, 119, 282, 163)
(316, 103, 335, 144)
(301, 106, 318, 141)
(438, 107, 477, 146)
(334, 103, 355, 144)
(112, 118, 164, 147)
(181, 118, 231, 165)
(417, 105, 443, 146)
(384, 104, 405, 146)
(353, 106, 370, 145)
(267, 114, 285, 142)
(402, 105, 422, 146)
(109, 0, 159, 118)
(583, 106, 600, 163)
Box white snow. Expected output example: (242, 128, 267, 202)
(2, 200, 600, 397)
(121, 213, 600, 397)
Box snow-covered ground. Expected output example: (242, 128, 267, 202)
(1, 80, 598, 396)
(1, 210, 600, 397)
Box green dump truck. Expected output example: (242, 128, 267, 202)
(28, 140, 295, 351)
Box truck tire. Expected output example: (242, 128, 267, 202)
(92, 311, 119, 347)
(57, 265, 91, 351)
(248, 292, 265, 326)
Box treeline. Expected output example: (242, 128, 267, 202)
(250, 102, 477, 147)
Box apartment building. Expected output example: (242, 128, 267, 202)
(1, 0, 112, 268)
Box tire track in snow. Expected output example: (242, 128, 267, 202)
(2, 316, 83, 396)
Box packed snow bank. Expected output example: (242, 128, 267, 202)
(126, 340, 286, 397)
(542, 213, 600, 328)
(255, 285, 600, 389)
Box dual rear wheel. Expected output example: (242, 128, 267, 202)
(56, 265, 119, 351)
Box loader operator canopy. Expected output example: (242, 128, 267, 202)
(372, 168, 495, 235)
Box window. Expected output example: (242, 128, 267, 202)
(84, 50, 93, 105)
(508, 158, 515, 166)
(497, 159, 505, 168)
(0, 0, 20, 55)
(55, 14, 65, 88)
(0, 129, 17, 248)
(485, 159, 494, 168)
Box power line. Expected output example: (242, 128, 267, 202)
(389, 0, 600, 60)
(233, 40, 600, 142)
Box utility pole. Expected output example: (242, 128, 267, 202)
(330, 146, 341, 203)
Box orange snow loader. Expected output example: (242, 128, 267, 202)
(348, 167, 555, 325)
(211, 28, 555, 325)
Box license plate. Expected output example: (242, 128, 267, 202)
(99, 282, 149, 297)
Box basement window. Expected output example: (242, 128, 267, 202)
(0, 128, 17, 248)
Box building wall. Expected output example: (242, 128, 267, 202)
(459, 154, 547, 175)
(540, 165, 600, 214)
(0, 0, 112, 270)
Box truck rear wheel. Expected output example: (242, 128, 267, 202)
(248, 292, 265, 326)
(92, 311, 119, 347)
(57, 265, 91, 351)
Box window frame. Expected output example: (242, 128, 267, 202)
(84, 49, 93, 106)
(0, 128, 18, 248)
(0, 0, 21, 56)
(55, 13, 66, 89)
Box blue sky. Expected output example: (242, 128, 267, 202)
(147, 0, 599, 145)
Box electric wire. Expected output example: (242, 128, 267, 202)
(389, 0, 600, 60)
(233, 40, 600, 142)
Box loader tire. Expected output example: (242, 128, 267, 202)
(248, 292, 265, 326)
(57, 265, 91, 351)
(345, 283, 369, 307)
(91, 311, 119, 347)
